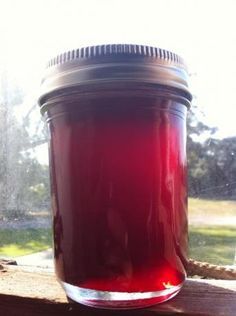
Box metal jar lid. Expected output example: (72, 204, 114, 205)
(38, 44, 192, 107)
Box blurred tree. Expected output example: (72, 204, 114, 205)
(187, 105, 236, 199)
(0, 72, 49, 218)
(187, 105, 216, 196)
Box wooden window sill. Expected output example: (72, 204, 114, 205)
(0, 264, 236, 316)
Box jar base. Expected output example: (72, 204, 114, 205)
(61, 281, 183, 309)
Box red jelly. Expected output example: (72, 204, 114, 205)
(39, 44, 192, 309)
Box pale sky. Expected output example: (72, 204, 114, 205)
(1, 0, 236, 140)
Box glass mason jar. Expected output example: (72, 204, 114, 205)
(38, 44, 192, 309)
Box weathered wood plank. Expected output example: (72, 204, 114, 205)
(0, 265, 236, 315)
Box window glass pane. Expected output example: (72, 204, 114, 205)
(0, 0, 235, 268)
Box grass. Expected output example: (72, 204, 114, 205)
(0, 198, 235, 265)
(189, 197, 236, 217)
(188, 198, 236, 265)
(0, 226, 235, 266)
(189, 225, 236, 265)
(0, 228, 52, 257)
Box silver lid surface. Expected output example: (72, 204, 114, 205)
(39, 44, 192, 105)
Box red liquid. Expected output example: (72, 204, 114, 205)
(49, 96, 188, 296)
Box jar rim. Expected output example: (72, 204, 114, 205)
(38, 44, 192, 107)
